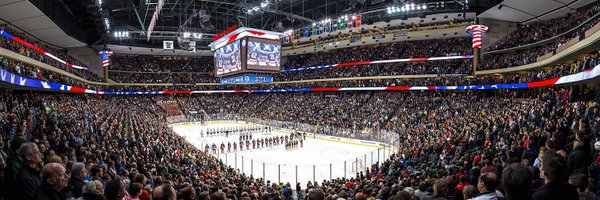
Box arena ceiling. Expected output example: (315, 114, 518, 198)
(64, 0, 387, 48)
(0, 0, 497, 49)
(478, 0, 596, 23)
(61, 0, 484, 48)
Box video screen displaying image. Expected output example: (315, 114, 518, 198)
(246, 40, 281, 69)
(215, 40, 241, 76)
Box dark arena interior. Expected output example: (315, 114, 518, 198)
(0, 0, 600, 199)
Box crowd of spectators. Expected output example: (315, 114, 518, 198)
(0, 25, 105, 82)
(0, 56, 107, 91)
(110, 56, 213, 73)
(108, 72, 216, 84)
(0, 3, 600, 199)
(3, 48, 596, 93)
(284, 38, 471, 70)
(0, 56, 85, 88)
(1, 85, 599, 200)
(80, 50, 596, 93)
(488, 3, 600, 51)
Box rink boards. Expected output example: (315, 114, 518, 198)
(170, 120, 397, 184)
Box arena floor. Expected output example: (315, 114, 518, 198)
(172, 122, 392, 185)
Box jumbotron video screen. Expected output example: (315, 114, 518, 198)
(214, 40, 241, 76)
(214, 36, 281, 77)
(246, 37, 281, 71)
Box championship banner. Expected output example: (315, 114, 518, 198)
(339, 18, 346, 30)
(332, 20, 339, 32)
(346, 16, 353, 29)
(303, 27, 309, 38)
(318, 23, 324, 34)
(354, 15, 362, 27)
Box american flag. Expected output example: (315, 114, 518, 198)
(99, 50, 113, 67)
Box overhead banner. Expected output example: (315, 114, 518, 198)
(146, 0, 164, 41)
(147, 11, 159, 41)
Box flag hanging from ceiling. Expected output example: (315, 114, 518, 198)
(98, 50, 113, 67)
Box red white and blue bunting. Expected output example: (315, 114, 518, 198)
(0, 31, 90, 71)
(1, 64, 598, 95)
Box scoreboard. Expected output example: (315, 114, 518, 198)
(210, 27, 285, 78)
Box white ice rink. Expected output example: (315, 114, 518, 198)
(173, 122, 393, 185)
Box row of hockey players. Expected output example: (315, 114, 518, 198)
(206, 131, 306, 154)
(284, 139, 302, 151)
(201, 125, 272, 137)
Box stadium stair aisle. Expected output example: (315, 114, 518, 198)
(380, 94, 408, 129)
(255, 93, 272, 110)
(235, 93, 250, 113)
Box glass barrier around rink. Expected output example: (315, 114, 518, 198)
(172, 114, 401, 185)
